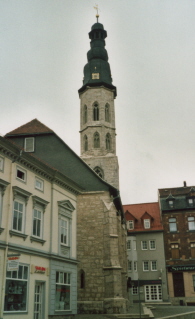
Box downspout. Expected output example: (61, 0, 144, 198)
(0, 156, 15, 318)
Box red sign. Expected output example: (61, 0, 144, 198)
(35, 266, 46, 273)
(8, 256, 19, 261)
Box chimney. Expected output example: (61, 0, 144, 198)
(183, 181, 187, 187)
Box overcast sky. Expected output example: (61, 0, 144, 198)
(1, 0, 195, 205)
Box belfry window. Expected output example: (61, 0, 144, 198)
(83, 105, 88, 124)
(93, 103, 99, 121)
(84, 135, 88, 151)
(106, 133, 111, 150)
(94, 132, 100, 148)
(94, 167, 104, 179)
(105, 104, 110, 122)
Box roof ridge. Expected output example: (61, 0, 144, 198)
(5, 118, 54, 136)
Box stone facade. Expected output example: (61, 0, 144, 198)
(77, 191, 129, 314)
(80, 87, 119, 189)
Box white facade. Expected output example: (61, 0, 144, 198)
(0, 137, 78, 318)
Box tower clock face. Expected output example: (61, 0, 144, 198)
(92, 73, 100, 79)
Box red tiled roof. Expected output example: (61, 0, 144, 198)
(5, 119, 53, 136)
(124, 202, 163, 232)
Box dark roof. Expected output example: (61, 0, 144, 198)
(5, 119, 53, 136)
(159, 186, 195, 197)
(124, 202, 163, 232)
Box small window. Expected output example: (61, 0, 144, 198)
(94, 166, 104, 179)
(188, 198, 194, 207)
(190, 243, 195, 258)
(193, 275, 195, 292)
(128, 261, 132, 271)
(149, 240, 156, 250)
(141, 240, 148, 250)
(84, 135, 88, 151)
(128, 220, 134, 230)
(171, 243, 179, 259)
(35, 177, 44, 191)
(134, 261, 137, 271)
(127, 240, 131, 250)
(143, 261, 149, 271)
(33, 207, 43, 238)
(83, 105, 88, 124)
(0, 156, 4, 171)
(188, 216, 195, 231)
(151, 261, 157, 271)
(144, 219, 150, 229)
(169, 218, 177, 232)
(168, 200, 174, 208)
(24, 137, 34, 152)
(93, 102, 99, 121)
(132, 286, 138, 295)
(94, 132, 100, 148)
(16, 167, 26, 183)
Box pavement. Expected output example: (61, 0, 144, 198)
(73, 303, 195, 319)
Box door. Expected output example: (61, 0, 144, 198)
(34, 282, 44, 319)
(172, 272, 185, 297)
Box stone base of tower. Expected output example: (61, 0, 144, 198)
(82, 155, 119, 189)
(78, 298, 130, 314)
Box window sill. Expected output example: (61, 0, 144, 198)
(9, 230, 28, 240)
(30, 236, 46, 245)
(0, 227, 4, 234)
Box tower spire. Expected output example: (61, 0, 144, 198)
(94, 4, 99, 22)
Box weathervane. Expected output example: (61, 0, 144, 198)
(94, 4, 99, 22)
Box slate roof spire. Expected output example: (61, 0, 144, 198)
(78, 19, 117, 96)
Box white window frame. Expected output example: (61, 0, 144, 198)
(24, 137, 34, 152)
(143, 261, 149, 271)
(151, 260, 157, 271)
(128, 220, 134, 230)
(127, 240, 131, 250)
(144, 219, 150, 229)
(4, 264, 29, 313)
(132, 286, 138, 295)
(32, 206, 43, 238)
(149, 240, 156, 250)
(16, 166, 26, 183)
(60, 217, 69, 246)
(188, 216, 195, 231)
(141, 240, 148, 250)
(35, 177, 44, 192)
(12, 199, 25, 233)
(145, 285, 162, 301)
(0, 156, 4, 171)
(55, 271, 71, 311)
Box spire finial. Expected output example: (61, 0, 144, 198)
(94, 4, 99, 22)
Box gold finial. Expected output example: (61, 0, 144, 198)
(94, 4, 99, 22)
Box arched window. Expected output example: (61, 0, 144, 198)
(94, 167, 104, 179)
(94, 132, 100, 148)
(80, 269, 85, 289)
(84, 135, 88, 151)
(106, 133, 111, 150)
(105, 103, 110, 122)
(93, 102, 99, 121)
(83, 105, 87, 124)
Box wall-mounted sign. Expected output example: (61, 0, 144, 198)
(168, 265, 195, 272)
(35, 266, 46, 273)
(7, 260, 19, 271)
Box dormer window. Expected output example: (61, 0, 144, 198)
(144, 219, 150, 229)
(128, 220, 134, 230)
(168, 200, 174, 208)
(24, 137, 34, 152)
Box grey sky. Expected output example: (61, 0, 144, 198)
(0, 0, 195, 204)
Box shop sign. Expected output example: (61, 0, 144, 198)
(7, 260, 19, 271)
(168, 265, 195, 272)
(35, 266, 46, 273)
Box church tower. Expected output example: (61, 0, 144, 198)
(79, 17, 119, 189)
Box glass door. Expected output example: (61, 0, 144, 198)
(34, 283, 44, 319)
